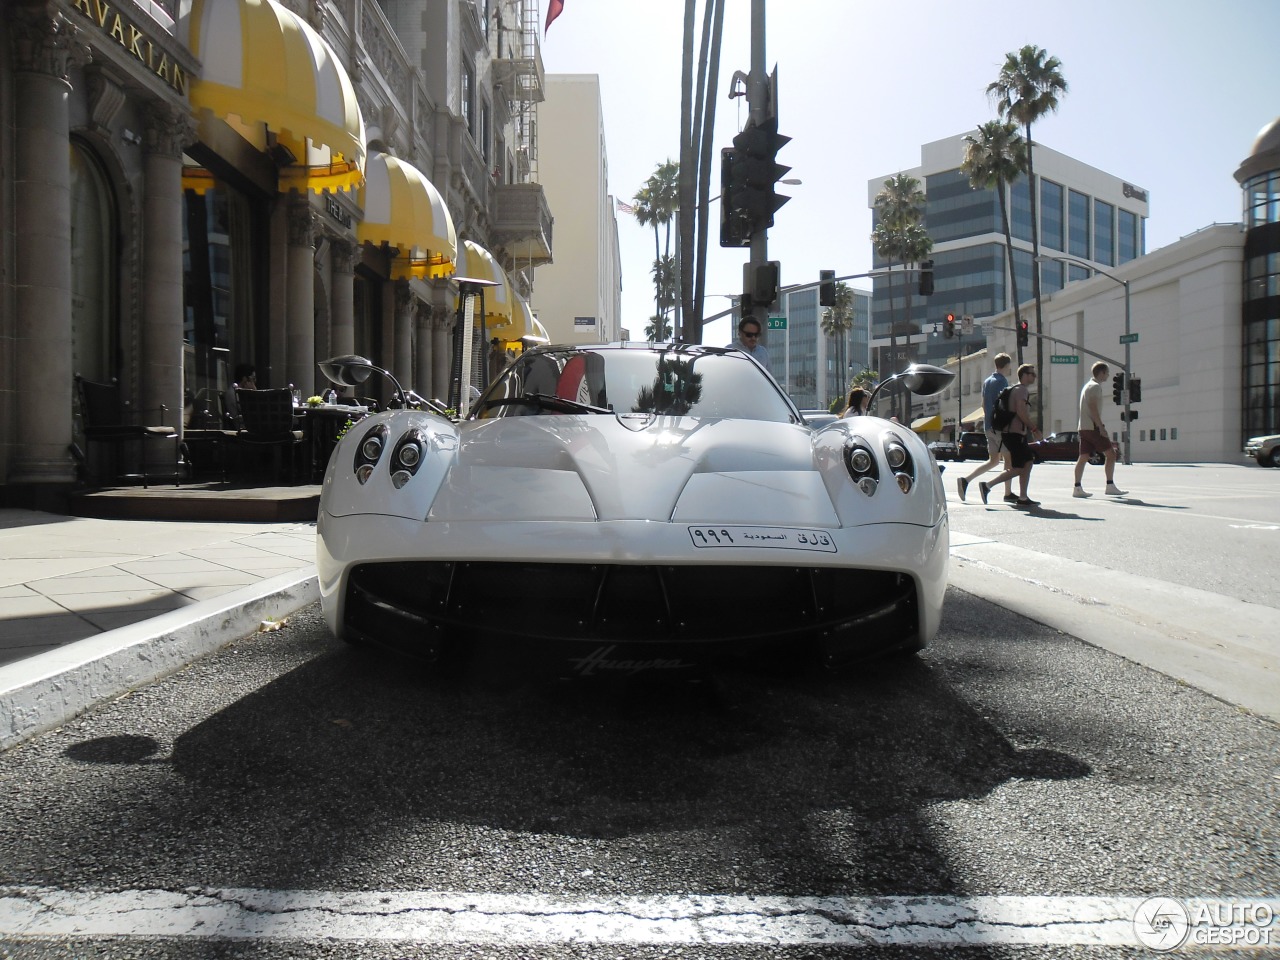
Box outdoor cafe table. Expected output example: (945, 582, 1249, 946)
(297, 403, 368, 480)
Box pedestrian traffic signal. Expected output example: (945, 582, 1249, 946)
(918, 260, 934, 297)
(746, 260, 781, 306)
(944, 313, 956, 339)
(1120, 410, 1139, 423)
(728, 117, 791, 234)
(1128, 377, 1142, 403)
(1112, 372, 1125, 405)
(719, 148, 751, 248)
(819, 269, 836, 307)
(1017, 317, 1030, 348)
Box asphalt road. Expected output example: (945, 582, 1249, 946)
(0, 578, 1276, 956)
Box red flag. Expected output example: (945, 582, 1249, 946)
(545, 0, 563, 32)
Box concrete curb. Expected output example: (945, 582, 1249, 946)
(0, 568, 319, 752)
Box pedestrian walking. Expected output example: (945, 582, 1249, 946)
(1073, 361, 1128, 497)
(956, 352, 1015, 503)
(979, 363, 1043, 508)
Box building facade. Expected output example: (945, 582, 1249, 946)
(0, 0, 553, 499)
(867, 133, 1149, 374)
(773, 285, 872, 411)
(535, 73, 623, 345)
(1236, 116, 1280, 441)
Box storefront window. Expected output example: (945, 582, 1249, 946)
(183, 184, 264, 427)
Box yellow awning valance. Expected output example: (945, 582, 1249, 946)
(911, 415, 943, 433)
(361, 150, 457, 280)
(454, 240, 516, 329)
(961, 405, 985, 426)
(182, 0, 365, 194)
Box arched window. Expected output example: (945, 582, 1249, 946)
(69, 139, 118, 382)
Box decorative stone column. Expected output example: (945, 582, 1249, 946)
(430, 304, 452, 404)
(393, 280, 415, 398)
(286, 196, 317, 395)
(8, 2, 86, 485)
(141, 102, 194, 472)
(415, 298, 434, 400)
(329, 239, 355, 362)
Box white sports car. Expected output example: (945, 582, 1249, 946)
(316, 343, 952, 676)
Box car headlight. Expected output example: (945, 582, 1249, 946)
(843, 435, 879, 495)
(389, 429, 427, 489)
(883, 436, 915, 494)
(353, 423, 390, 484)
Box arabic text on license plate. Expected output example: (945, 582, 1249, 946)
(687, 526, 836, 552)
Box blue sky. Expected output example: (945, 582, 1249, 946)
(540, 0, 1279, 345)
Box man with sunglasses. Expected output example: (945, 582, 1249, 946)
(728, 318, 771, 368)
(978, 363, 1043, 508)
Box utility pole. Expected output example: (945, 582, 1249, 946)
(747, 0, 768, 329)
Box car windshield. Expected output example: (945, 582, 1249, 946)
(474, 346, 797, 422)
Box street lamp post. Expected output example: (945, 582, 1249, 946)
(1036, 254, 1133, 466)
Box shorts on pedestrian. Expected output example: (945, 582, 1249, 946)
(1002, 431, 1033, 468)
(985, 428, 1003, 458)
(1079, 428, 1112, 457)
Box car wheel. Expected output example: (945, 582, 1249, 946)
(1089, 452, 1104, 466)
(1261, 448, 1280, 468)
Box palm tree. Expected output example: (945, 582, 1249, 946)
(651, 254, 677, 320)
(632, 159, 681, 324)
(872, 174, 929, 418)
(988, 44, 1068, 390)
(819, 281, 855, 400)
(644, 314, 673, 342)
(962, 120, 1029, 363)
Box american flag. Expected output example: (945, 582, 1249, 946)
(616, 198, 635, 216)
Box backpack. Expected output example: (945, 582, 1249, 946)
(990, 385, 1017, 431)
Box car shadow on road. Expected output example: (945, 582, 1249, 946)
(35, 628, 1091, 898)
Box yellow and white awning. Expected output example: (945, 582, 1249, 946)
(182, 0, 365, 194)
(961, 405, 985, 425)
(454, 240, 515, 329)
(530, 316, 551, 343)
(360, 150, 457, 280)
(911, 415, 943, 433)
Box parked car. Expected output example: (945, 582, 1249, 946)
(799, 409, 840, 429)
(316, 345, 954, 674)
(1245, 434, 1280, 467)
(928, 440, 958, 461)
(1027, 430, 1111, 465)
(957, 431, 989, 461)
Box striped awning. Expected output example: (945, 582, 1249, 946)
(530, 317, 551, 343)
(454, 240, 515, 329)
(360, 151, 457, 280)
(911, 415, 943, 433)
(182, 0, 365, 194)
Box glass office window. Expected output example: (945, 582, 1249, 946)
(1011, 176, 1033, 242)
(1243, 172, 1280, 228)
(1040, 256, 1064, 294)
(1094, 199, 1114, 266)
(1068, 189, 1090, 258)
(1040, 179, 1064, 251)
(1118, 209, 1139, 263)
(925, 169, 997, 243)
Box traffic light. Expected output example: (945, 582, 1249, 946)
(1120, 411, 1139, 423)
(745, 260, 781, 306)
(1128, 377, 1142, 403)
(944, 313, 956, 339)
(1017, 317, 1030, 347)
(1112, 372, 1125, 405)
(728, 117, 791, 233)
(918, 260, 934, 297)
(719, 148, 751, 248)
(819, 269, 836, 307)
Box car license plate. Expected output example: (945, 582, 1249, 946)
(687, 525, 837, 552)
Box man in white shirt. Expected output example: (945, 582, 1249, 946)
(1073, 361, 1127, 497)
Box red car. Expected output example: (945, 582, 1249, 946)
(1028, 430, 1114, 465)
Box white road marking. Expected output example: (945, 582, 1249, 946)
(0, 887, 1275, 948)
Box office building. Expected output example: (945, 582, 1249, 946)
(1236, 116, 1280, 441)
(867, 133, 1150, 374)
(773, 286, 872, 411)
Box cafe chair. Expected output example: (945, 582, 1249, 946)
(74, 374, 181, 488)
(233, 387, 306, 484)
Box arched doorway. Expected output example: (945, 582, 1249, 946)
(69, 138, 118, 384)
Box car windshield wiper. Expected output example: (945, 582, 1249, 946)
(481, 393, 613, 415)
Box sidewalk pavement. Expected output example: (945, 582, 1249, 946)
(0, 509, 319, 750)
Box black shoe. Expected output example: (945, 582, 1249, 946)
(978, 481, 990, 505)
(1003, 492, 1018, 503)
(1014, 498, 1040, 508)
(957, 477, 968, 502)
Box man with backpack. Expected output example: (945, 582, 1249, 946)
(978, 363, 1044, 508)
(956, 353, 1015, 503)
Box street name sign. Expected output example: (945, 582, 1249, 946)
(1050, 355, 1079, 365)
(767, 317, 787, 330)
(1119, 333, 1139, 344)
